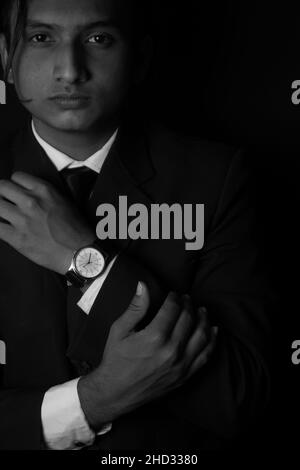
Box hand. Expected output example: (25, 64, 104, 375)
(78, 282, 218, 430)
(83, 254, 92, 268)
(0, 172, 95, 274)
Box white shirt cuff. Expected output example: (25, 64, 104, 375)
(41, 378, 112, 450)
(77, 256, 117, 315)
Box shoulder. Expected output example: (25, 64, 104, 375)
(142, 121, 248, 203)
(143, 121, 242, 178)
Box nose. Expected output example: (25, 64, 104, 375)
(53, 42, 88, 84)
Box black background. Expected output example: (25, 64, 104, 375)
(0, 0, 298, 456)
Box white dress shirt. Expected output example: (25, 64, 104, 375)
(32, 121, 117, 450)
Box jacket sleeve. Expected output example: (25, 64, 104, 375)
(0, 386, 47, 449)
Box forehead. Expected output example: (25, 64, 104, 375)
(26, 0, 133, 28)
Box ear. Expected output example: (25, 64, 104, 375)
(0, 34, 14, 84)
(134, 35, 154, 84)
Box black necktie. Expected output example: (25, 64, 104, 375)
(61, 166, 98, 210)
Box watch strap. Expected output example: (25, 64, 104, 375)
(65, 269, 87, 289)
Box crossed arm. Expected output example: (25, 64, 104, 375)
(0, 151, 272, 449)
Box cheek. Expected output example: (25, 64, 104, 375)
(93, 47, 132, 84)
(94, 56, 132, 98)
(13, 54, 48, 96)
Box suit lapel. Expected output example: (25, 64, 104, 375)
(86, 121, 156, 251)
(12, 116, 156, 233)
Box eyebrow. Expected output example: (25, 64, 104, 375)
(25, 19, 119, 31)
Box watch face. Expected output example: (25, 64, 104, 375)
(75, 247, 105, 279)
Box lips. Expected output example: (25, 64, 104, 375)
(49, 94, 90, 109)
(50, 94, 90, 100)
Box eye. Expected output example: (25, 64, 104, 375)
(87, 33, 114, 46)
(29, 33, 52, 43)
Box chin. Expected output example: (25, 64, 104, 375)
(33, 106, 107, 133)
(48, 115, 97, 133)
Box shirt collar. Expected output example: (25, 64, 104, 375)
(31, 120, 118, 174)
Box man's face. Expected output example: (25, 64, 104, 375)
(3, 0, 137, 133)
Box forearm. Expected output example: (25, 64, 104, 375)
(41, 378, 113, 450)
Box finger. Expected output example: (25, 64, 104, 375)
(0, 198, 22, 225)
(171, 295, 195, 352)
(115, 281, 150, 336)
(186, 327, 218, 379)
(11, 172, 48, 193)
(0, 222, 15, 244)
(0, 180, 29, 207)
(184, 307, 211, 363)
(146, 291, 181, 338)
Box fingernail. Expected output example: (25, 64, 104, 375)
(136, 282, 143, 296)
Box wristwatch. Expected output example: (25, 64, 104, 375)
(65, 240, 115, 288)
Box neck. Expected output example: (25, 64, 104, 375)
(32, 118, 119, 160)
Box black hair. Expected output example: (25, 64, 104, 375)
(0, 0, 27, 81)
(0, 0, 151, 82)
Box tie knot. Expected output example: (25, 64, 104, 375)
(62, 164, 96, 174)
(61, 166, 98, 209)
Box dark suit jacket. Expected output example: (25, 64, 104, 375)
(0, 116, 272, 450)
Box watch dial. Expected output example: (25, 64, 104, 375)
(75, 247, 105, 279)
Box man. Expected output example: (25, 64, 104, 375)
(0, 0, 271, 450)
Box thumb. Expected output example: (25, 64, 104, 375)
(117, 281, 150, 334)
